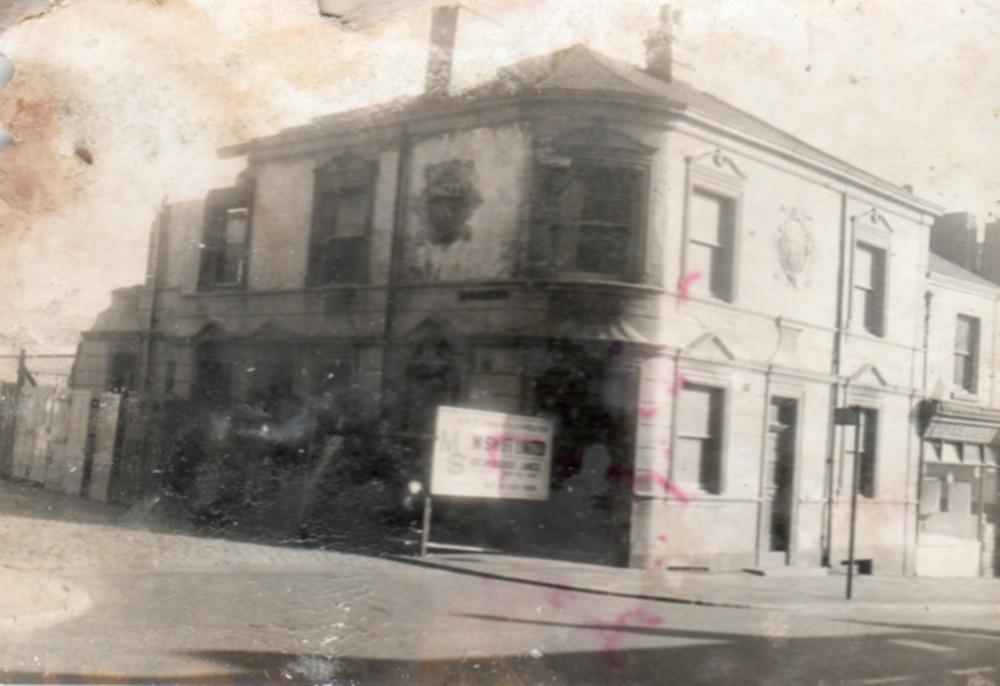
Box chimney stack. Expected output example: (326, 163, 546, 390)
(425, 5, 459, 97)
(930, 212, 979, 273)
(980, 220, 1000, 285)
(645, 4, 681, 82)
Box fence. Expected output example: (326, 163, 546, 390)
(0, 382, 130, 503)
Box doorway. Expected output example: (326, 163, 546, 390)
(526, 342, 637, 566)
(763, 397, 797, 564)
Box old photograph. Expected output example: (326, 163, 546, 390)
(1, 0, 999, 683)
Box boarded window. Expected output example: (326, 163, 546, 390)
(688, 189, 736, 300)
(539, 163, 642, 278)
(853, 243, 886, 336)
(676, 383, 724, 494)
(954, 315, 980, 393)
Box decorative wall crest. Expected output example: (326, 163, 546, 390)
(775, 207, 815, 288)
(418, 160, 482, 247)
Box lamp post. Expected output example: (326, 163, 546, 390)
(833, 405, 864, 600)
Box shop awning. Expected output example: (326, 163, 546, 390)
(920, 399, 1000, 444)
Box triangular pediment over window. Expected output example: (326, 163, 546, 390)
(183, 320, 232, 342)
(682, 332, 736, 362)
(847, 363, 888, 388)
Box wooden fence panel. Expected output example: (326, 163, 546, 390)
(62, 391, 95, 496)
(12, 386, 51, 482)
(87, 392, 122, 503)
(44, 390, 72, 491)
(0, 383, 17, 478)
(115, 394, 151, 503)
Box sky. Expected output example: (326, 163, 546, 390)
(0, 0, 998, 369)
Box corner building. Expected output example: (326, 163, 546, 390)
(76, 10, 995, 575)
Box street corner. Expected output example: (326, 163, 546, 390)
(0, 568, 91, 632)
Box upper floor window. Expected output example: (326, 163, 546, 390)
(538, 162, 643, 278)
(199, 188, 251, 290)
(853, 242, 886, 336)
(683, 154, 744, 302)
(687, 189, 736, 300)
(530, 124, 654, 281)
(675, 383, 724, 494)
(107, 352, 137, 393)
(308, 156, 375, 286)
(954, 314, 980, 394)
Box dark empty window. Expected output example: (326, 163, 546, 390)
(954, 315, 980, 393)
(687, 189, 736, 300)
(108, 353, 136, 393)
(308, 166, 373, 286)
(199, 201, 250, 289)
(193, 347, 231, 408)
(853, 243, 886, 336)
(537, 162, 642, 278)
(676, 383, 724, 494)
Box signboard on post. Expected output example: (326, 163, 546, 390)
(430, 406, 554, 501)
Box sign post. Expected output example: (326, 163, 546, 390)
(420, 406, 554, 556)
(834, 405, 863, 600)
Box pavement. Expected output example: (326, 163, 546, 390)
(405, 553, 1000, 616)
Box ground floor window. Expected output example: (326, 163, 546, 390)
(675, 383, 724, 494)
(920, 441, 999, 540)
(844, 408, 878, 498)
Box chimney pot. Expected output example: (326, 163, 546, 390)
(425, 5, 459, 96)
(645, 4, 678, 82)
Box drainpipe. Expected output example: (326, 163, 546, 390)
(754, 364, 774, 568)
(913, 289, 933, 572)
(381, 124, 413, 407)
(822, 190, 850, 567)
(142, 202, 167, 394)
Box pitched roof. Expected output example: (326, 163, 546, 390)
(483, 44, 932, 207)
(928, 252, 1000, 291)
(244, 43, 940, 212)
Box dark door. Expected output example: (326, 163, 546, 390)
(765, 397, 797, 560)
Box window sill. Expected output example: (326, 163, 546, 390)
(308, 282, 367, 290)
(847, 327, 887, 341)
(950, 389, 980, 403)
(196, 283, 246, 293)
(544, 272, 639, 284)
(679, 292, 735, 307)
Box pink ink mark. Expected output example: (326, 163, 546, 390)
(485, 432, 537, 470)
(544, 588, 575, 611)
(638, 406, 658, 420)
(596, 607, 664, 660)
(654, 558, 665, 570)
(678, 271, 702, 301)
(656, 534, 667, 543)
(667, 372, 690, 396)
(633, 471, 691, 504)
